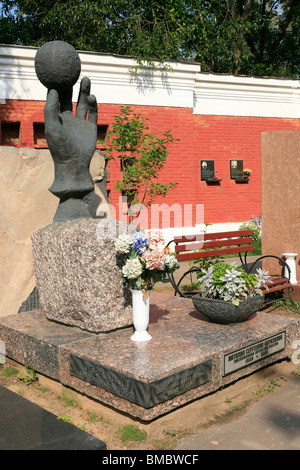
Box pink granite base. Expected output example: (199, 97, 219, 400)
(31, 219, 137, 333)
(0, 292, 299, 420)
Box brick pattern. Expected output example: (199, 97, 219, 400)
(1, 99, 300, 227)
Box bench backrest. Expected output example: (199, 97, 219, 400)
(173, 230, 254, 262)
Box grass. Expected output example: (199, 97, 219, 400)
(117, 424, 147, 443)
(274, 300, 300, 314)
(291, 366, 300, 377)
(57, 414, 85, 431)
(181, 281, 200, 293)
(1, 366, 19, 377)
(251, 240, 262, 256)
(86, 411, 100, 424)
(60, 389, 80, 407)
(253, 376, 287, 398)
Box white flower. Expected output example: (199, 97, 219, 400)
(164, 254, 179, 270)
(255, 268, 272, 289)
(122, 258, 143, 279)
(115, 235, 133, 254)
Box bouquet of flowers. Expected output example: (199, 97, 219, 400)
(197, 261, 271, 306)
(115, 230, 179, 292)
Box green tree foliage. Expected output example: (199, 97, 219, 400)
(105, 106, 178, 220)
(0, 0, 299, 77)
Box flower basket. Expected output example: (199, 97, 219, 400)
(191, 260, 271, 324)
(192, 293, 264, 324)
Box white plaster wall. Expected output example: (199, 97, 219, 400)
(0, 44, 299, 118)
(194, 73, 300, 118)
(0, 45, 200, 108)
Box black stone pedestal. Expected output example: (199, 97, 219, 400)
(0, 385, 106, 450)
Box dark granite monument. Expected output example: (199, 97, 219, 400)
(35, 40, 98, 222)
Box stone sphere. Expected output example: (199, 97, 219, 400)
(35, 40, 81, 90)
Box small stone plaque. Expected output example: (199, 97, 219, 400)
(222, 331, 286, 376)
(230, 159, 244, 180)
(70, 354, 212, 408)
(201, 160, 215, 181)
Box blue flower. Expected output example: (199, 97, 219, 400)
(131, 232, 149, 255)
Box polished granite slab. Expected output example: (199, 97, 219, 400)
(0, 385, 106, 450)
(0, 292, 299, 421)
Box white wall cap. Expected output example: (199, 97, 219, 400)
(0, 44, 299, 117)
(0, 44, 200, 107)
(194, 73, 300, 118)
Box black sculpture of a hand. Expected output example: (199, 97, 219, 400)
(44, 77, 98, 221)
(35, 40, 99, 221)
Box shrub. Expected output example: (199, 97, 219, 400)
(240, 215, 262, 241)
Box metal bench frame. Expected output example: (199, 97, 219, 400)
(167, 229, 296, 308)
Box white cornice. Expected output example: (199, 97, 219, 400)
(194, 73, 300, 118)
(0, 44, 299, 118)
(0, 45, 200, 108)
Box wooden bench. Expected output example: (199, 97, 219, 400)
(167, 229, 296, 308)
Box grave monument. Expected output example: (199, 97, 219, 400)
(32, 40, 133, 332)
(0, 40, 299, 422)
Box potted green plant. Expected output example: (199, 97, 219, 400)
(192, 261, 271, 324)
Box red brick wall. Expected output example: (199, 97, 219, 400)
(1, 99, 300, 228)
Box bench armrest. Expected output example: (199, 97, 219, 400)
(248, 255, 291, 281)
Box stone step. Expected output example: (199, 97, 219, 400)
(0, 292, 299, 421)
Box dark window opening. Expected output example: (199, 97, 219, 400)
(33, 122, 47, 147)
(1, 121, 21, 145)
(97, 125, 108, 146)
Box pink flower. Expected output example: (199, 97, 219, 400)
(142, 250, 165, 270)
(147, 230, 165, 251)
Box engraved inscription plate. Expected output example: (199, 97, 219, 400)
(201, 160, 215, 181)
(222, 331, 286, 376)
(230, 159, 244, 179)
(70, 355, 212, 408)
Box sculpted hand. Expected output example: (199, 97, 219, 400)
(44, 76, 98, 198)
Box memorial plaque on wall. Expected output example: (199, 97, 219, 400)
(230, 160, 244, 180)
(222, 331, 286, 376)
(201, 160, 215, 181)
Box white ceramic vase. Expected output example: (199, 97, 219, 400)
(130, 289, 152, 342)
